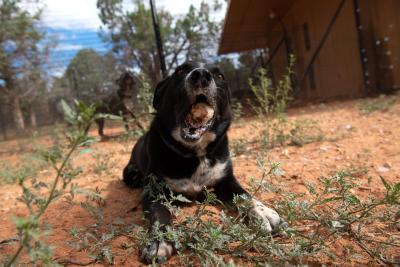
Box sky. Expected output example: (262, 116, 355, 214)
(34, 0, 226, 76)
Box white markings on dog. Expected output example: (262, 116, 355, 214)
(172, 127, 216, 156)
(250, 199, 281, 233)
(141, 240, 173, 262)
(155, 241, 173, 258)
(165, 158, 227, 196)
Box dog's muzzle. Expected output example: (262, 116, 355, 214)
(182, 68, 217, 142)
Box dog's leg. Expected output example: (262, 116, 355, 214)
(140, 193, 174, 263)
(122, 115, 130, 132)
(122, 161, 143, 188)
(214, 174, 283, 233)
(95, 118, 105, 136)
(123, 138, 146, 188)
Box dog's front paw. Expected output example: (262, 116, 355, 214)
(250, 199, 286, 233)
(140, 240, 174, 263)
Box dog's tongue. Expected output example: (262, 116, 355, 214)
(186, 102, 214, 128)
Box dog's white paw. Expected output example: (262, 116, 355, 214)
(249, 199, 283, 233)
(141, 240, 174, 263)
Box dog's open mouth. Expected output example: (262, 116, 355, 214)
(182, 94, 215, 142)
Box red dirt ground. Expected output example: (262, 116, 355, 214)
(0, 94, 399, 266)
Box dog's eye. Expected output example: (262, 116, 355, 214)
(216, 73, 224, 80)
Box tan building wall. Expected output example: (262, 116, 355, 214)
(268, 0, 364, 100)
(219, 0, 400, 99)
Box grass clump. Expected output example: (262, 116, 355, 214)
(230, 138, 248, 158)
(0, 157, 44, 185)
(359, 94, 397, 114)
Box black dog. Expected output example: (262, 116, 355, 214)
(88, 71, 143, 136)
(123, 62, 283, 263)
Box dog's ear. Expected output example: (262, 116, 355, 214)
(153, 76, 170, 110)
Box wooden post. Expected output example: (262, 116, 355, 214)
(150, 0, 167, 78)
(353, 0, 370, 94)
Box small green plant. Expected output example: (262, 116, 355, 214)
(136, 75, 154, 117)
(66, 192, 119, 265)
(3, 100, 100, 267)
(123, 74, 156, 134)
(289, 119, 324, 146)
(250, 55, 318, 150)
(0, 142, 49, 185)
(248, 56, 325, 150)
(230, 138, 247, 158)
(0, 160, 40, 185)
(275, 169, 400, 265)
(231, 101, 244, 120)
(249, 55, 294, 117)
(260, 117, 291, 149)
(248, 154, 284, 195)
(359, 95, 397, 114)
(92, 152, 112, 176)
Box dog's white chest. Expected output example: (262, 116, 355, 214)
(165, 159, 227, 196)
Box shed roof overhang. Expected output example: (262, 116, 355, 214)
(218, 0, 295, 55)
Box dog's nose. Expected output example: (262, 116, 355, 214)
(188, 68, 212, 88)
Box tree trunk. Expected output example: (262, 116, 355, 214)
(0, 113, 7, 140)
(9, 97, 25, 130)
(29, 104, 37, 128)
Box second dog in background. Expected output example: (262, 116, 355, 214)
(86, 71, 144, 136)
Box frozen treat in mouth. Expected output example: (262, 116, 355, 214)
(182, 96, 215, 141)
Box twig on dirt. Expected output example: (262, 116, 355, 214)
(357, 236, 400, 248)
(126, 205, 139, 213)
(55, 258, 97, 266)
(0, 236, 19, 245)
(351, 230, 400, 266)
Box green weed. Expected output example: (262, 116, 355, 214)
(2, 100, 100, 267)
(230, 138, 247, 158)
(248, 56, 325, 150)
(359, 95, 397, 114)
(92, 152, 112, 176)
(231, 101, 244, 120)
(249, 54, 294, 117)
(126, 167, 400, 266)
